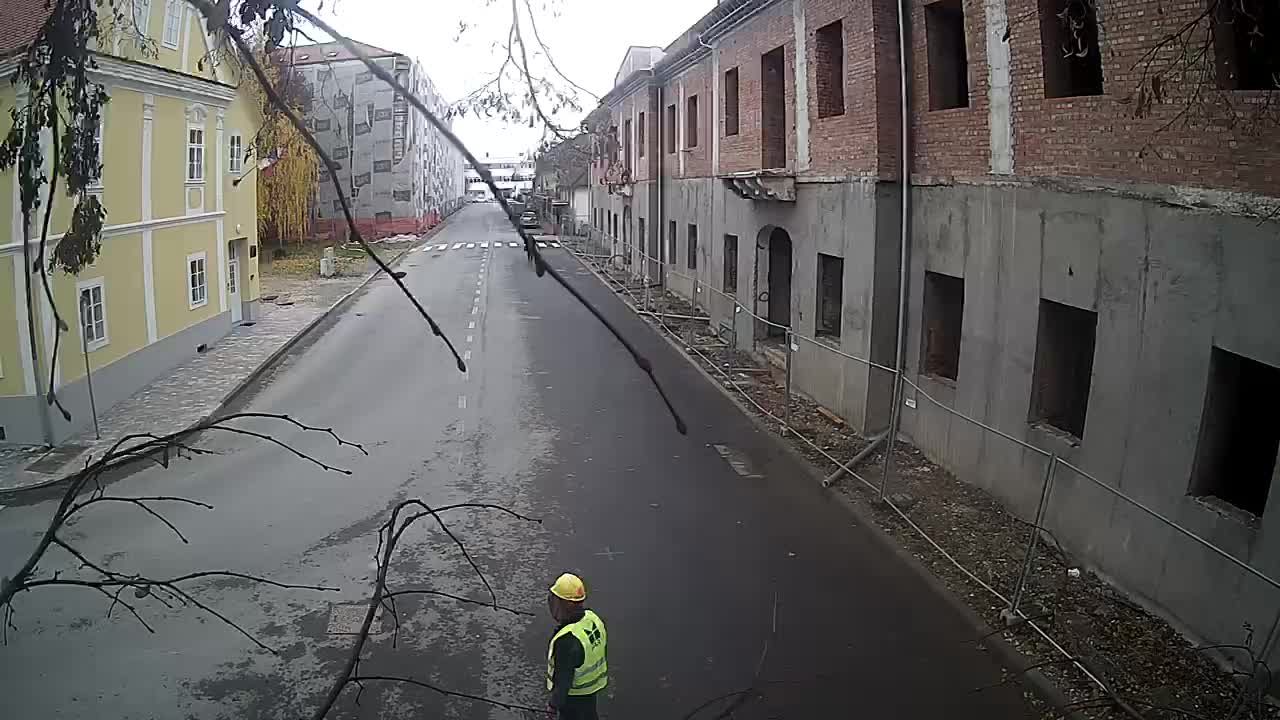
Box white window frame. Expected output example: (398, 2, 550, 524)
(76, 278, 109, 352)
(132, 0, 150, 39)
(161, 0, 182, 49)
(187, 252, 208, 309)
(88, 114, 105, 190)
(228, 132, 243, 174)
(186, 125, 205, 183)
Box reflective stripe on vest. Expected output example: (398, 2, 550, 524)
(545, 609, 608, 696)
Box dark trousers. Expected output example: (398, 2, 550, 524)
(557, 692, 599, 720)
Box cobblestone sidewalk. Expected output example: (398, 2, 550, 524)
(0, 263, 383, 494)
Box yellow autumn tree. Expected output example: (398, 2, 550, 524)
(249, 48, 319, 247)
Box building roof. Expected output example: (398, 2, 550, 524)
(0, 0, 53, 58)
(284, 40, 400, 66)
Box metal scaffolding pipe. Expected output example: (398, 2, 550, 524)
(823, 431, 888, 488)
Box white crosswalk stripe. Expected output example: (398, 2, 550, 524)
(452, 243, 463, 249)
(537, 242, 547, 248)
(436, 244, 447, 250)
(509, 242, 520, 247)
(411, 240, 566, 257)
(481, 242, 489, 248)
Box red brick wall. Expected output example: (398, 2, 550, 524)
(717, 2, 797, 175)
(909, 0, 989, 177)
(1006, 0, 1279, 195)
(805, 0, 900, 177)
(679, 62, 713, 178)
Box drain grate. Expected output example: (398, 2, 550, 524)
(26, 443, 89, 474)
(326, 602, 383, 635)
(712, 444, 762, 478)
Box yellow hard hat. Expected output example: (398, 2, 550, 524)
(549, 572, 587, 602)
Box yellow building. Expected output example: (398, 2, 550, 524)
(0, 0, 261, 445)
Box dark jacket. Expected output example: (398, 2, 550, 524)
(548, 607, 600, 720)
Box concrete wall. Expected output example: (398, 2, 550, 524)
(900, 182, 1280, 661)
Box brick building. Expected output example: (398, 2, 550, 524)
(285, 41, 465, 238)
(588, 0, 1280, 665)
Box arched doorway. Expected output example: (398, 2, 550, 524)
(754, 226, 793, 339)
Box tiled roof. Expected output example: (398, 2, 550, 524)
(0, 0, 53, 58)
(283, 40, 400, 66)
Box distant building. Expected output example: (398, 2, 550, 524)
(284, 41, 465, 238)
(534, 134, 591, 228)
(465, 155, 536, 202)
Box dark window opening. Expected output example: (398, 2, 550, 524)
(1030, 299, 1097, 439)
(926, 0, 971, 109)
(724, 67, 740, 136)
(816, 254, 843, 337)
(761, 46, 787, 169)
(687, 224, 698, 269)
(667, 220, 677, 264)
(815, 20, 845, 118)
(666, 104, 677, 154)
(723, 234, 739, 294)
(1039, 0, 1104, 98)
(624, 118, 633, 171)
(638, 112, 646, 157)
(922, 271, 964, 381)
(686, 95, 699, 148)
(1214, 0, 1280, 90)
(1189, 347, 1280, 518)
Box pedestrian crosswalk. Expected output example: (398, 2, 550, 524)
(415, 240, 562, 254)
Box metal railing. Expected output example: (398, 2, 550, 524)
(563, 224, 1280, 709)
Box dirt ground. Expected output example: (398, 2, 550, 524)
(572, 245, 1278, 720)
(259, 238, 417, 309)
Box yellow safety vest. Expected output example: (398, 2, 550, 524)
(545, 610, 608, 696)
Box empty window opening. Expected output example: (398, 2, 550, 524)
(723, 234, 739, 294)
(815, 20, 845, 117)
(816, 254, 843, 338)
(667, 220, 677, 264)
(1029, 299, 1097, 439)
(1039, 0, 1104, 98)
(624, 118, 633, 171)
(686, 94, 699, 148)
(1189, 347, 1280, 518)
(666, 104, 677, 154)
(638, 112, 646, 157)
(724, 67, 740, 136)
(1214, 0, 1280, 90)
(922, 271, 964, 380)
(687, 224, 699, 269)
(926, 0, 970, 109)
(761, 46, 787, 169)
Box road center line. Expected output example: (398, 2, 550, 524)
(468, 321, 476, 329)
(463, 349, 472, 361)
(466, 334, 474, 343)
(458, 395, 467, 409)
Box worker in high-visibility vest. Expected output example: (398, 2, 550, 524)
(545, 572, 608, 719)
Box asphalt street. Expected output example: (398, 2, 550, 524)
(0, 204, 1034, 719)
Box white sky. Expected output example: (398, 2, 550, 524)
(315, 0, 714, 158)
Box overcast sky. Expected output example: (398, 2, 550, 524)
(315, 0, 713, 159)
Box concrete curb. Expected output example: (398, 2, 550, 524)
(0, 214, 461, 499)
(561, 243, 1082, 719)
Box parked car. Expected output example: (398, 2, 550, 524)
(520, 211, 540, 230)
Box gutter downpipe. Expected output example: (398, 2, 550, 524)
(877, 0, 913, 500)
(656, 79, 665, 285)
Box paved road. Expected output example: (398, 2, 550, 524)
(0, 205, 1033, 719)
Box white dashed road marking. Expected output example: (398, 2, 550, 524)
(468, 321, 476, 329)
(458, 395, 467, 409)
(463, 349, 472, 361)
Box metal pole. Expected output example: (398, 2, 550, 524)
(1009, 453, 1058, 618)
(877, 372, 903, 500)
(79, 297, 101, 441)
(783, 329, 794, 434)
